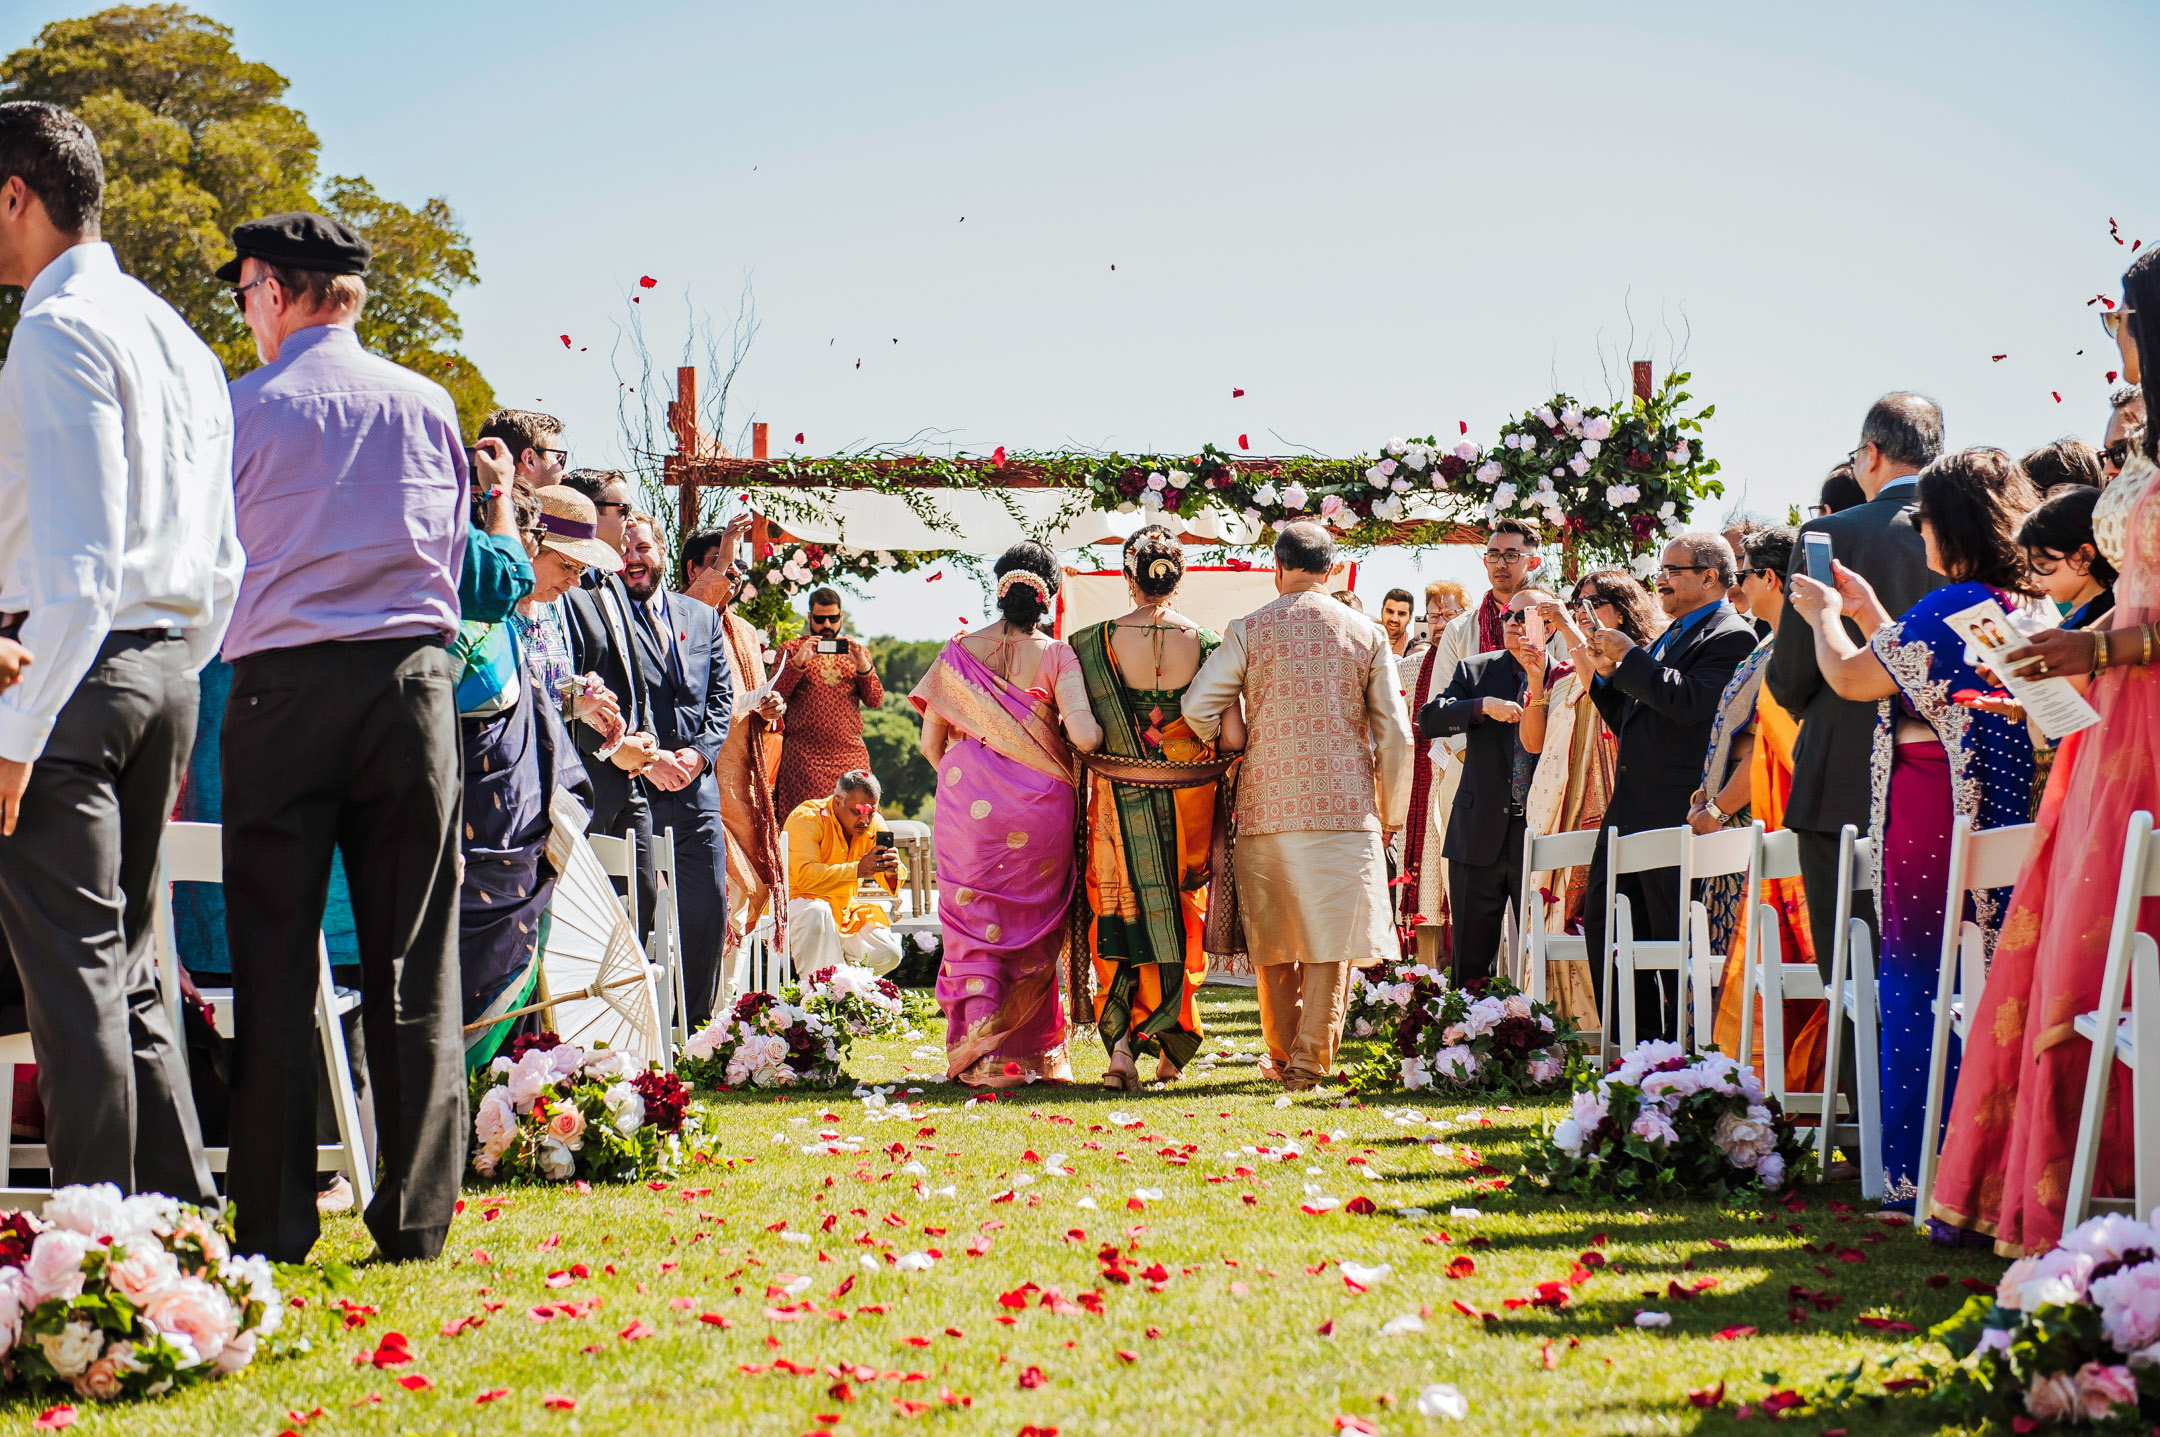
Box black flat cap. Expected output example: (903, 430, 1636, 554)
(214, 211, 371, 282)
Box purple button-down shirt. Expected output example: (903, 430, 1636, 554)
(223, 324, 466, 660)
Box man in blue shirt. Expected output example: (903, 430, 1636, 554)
(1578, 535, 1758, 1046)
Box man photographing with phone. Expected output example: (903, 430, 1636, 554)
(782, 768, 904, 975)
(772, 588, 885, 818)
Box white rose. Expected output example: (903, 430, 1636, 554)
(24, 1228, 92, 1307)
(1550, 1117, 1582, 1155)
(1252, 482, 1279, 506)
(605, 1081, 648, 1136)
(1168, 470, 1190, 489)
(1365, 465, 1390, 489)
(581, 1047, 632, 1081)
(1452, 442, 1478, 463)
(1580, 439, 1601, 459)
(1584, 416, 1613, 440)
(1384, 437, 1406, 456)
(1280, 483, 1308, 511)
(1567, 456, 1590, 477)
(38, 1320, 105, 1379)
(535, 1137, 577, 1181)
(45, 1183, 129, 1242)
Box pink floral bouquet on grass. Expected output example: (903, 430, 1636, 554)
(467, 1032, 697, 1182)
(1343, 970, 1581, 1096)
(677, 989, 846, 1090)
(1, 1184, 281, 1401)
(1870, 1211, 2160, 1429)
(800, 962, 906, 1040)
(1527, 1040, 1810, 1201)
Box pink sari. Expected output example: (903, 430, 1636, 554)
(912, 641, 1079, 1085)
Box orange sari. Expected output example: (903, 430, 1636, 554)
(1711, 687, 1825, 1087)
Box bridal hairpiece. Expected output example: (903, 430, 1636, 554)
(997, 570, 1051, 601)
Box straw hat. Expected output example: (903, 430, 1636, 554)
(533, 486, 624, 571)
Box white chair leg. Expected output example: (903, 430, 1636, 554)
(0, 1062, 13, 1189)
(1817, 932, 1850, 1179)
(1760, 911, 1787, 1102)
(1688, 902, 1716, 1055)
(316, 948, 374, 1213)
(1916, 922, 1973, 1228)
(2133, 935, 2160, 1222)
(1850, 919, 1884, 1201)
(1615, 897, 1637, 1054)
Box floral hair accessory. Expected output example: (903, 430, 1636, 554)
(996, 571, 1051, 602)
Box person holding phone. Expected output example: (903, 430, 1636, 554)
(781, 769, 904, 976)
(772, 588, 886, 819)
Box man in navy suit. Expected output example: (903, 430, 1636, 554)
(619, 514, 733, 1027)
(1579, 534, 1759, 1045)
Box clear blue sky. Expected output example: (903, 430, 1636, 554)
(18, 1, 2154, 635)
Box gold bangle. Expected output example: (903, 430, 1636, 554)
(1526, 697, 1548, 709)
(2144, 623, 2156, 668)
(2094, 628, 2110, 675)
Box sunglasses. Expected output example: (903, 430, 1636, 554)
(1655, 564, 1712, 579)
(593, 499, 631, 515)
(229, 275, 274, 314)
(535, 447, 571, 466)
(2101, 306, 2133, 341)
(808, 612, 843, 626)
(2103, 439, 2135, 468)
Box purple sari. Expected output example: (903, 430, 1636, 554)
(911, 640, 1079, 1085)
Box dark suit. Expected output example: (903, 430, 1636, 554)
(627, 589, 734, 1027)
(1766, 475, 1941, 1104)
(1419, 650, 1535, 985)
(562, 576, 658, 928)
(1581, 600, 1759, 1042)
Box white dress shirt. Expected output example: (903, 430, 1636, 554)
(0, 243, 242, 763)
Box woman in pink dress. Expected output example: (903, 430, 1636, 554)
(913, 543, 1102, 1087)
(1928, 250, 2160, 1253)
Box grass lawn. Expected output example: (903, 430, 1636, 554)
(0, 988, 2008, 1436)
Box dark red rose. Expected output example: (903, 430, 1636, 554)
(631, 1069, 691, 1134)
(506, 1031, 564, 1061)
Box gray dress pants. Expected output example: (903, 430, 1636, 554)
(0, 630, 215, 1201)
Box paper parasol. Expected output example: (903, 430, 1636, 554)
(531, 832, 667, 1065)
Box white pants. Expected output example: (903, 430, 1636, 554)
(786, 898, 904, 976)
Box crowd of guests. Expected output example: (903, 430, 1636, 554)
(3, 88, 2159, 1273)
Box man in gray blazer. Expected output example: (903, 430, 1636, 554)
(1767, 394, 1946, 1088)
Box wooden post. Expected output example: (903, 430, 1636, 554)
(666, 366, 701, 541)
(752, 423, 769, 460)
(1632, 361, 1654, 405)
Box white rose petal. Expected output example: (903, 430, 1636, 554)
(1340, 1260, 1391, 1287)
(1379, 1313, 1426, 1335)
(1634, 1310, 1673, 1328)
(1417, 1383, 1470, 1420)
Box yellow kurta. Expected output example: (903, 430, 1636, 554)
(784, 798, 899, 936)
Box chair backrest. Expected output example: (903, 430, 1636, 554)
(1527, 827, 1598, 874)
(1961, 820, 2038, 894)
(1611, 825, 1688, 877)
(589, 833, 635, 879)
(162, 821, 222, 883)
(885, 819, 930, 843)
(2125, 811, 2160, 901)
(1759, 828, 1802, 883)
(1686, 825, 1754, 883)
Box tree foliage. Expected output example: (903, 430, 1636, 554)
(0, 5, 494, 431)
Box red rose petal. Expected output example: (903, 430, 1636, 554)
(31, 1408, 76, 1431)
(639, 275, 658, 288)
(1232, 388, 1245, 398)
(559, 335, 570, 347)
(543, 1395, 577, 1411)
(395, 1375, 434, 1391)
(1237, 434, 1249, 450)
(475, 1388, 511, 1404)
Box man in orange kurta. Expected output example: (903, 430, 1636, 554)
(783, 773, 902, 975)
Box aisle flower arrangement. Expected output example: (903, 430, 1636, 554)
(1888, 1212, 2160, 1428)
(1342, 967, 1581, 1095)
(1528, 1041, 1809, 1200)
(3, 1184, 282, 1400)
(678, 989, 848, 1089)
(801, 961, 908, 1040)
(468, 1033, 696, 1182)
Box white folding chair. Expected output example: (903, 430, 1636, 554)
(2064, 810, 2160, 1231)
(885, 819, 933, 919)
(1732, 825, 1871, 1193)
(1517, 827, 1597, 1005)
(728, 831, 794, 1004)
(1684, 826, 1756, 1048)
(1606, 825, 1694, 1057)
(587, 831, 643, 935)
(646, 827, 689, 1046)
(0, 1029, 47, 1210)
(1813, 823, 1885, 1197)
(147, 822, 374, 1209)
(1913, 817, 2037, 1226)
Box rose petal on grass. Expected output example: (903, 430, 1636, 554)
(1633, 1311, 1671, 1328)
(543, 1394, 577, 1411)
(395, 1375, 434, 1392)
(31, 1408, 76, 1431)
(475, 1389, 511, 1404)
(1416, 1384, 1469, 1420)
(1688, 1381, 1725, 1408)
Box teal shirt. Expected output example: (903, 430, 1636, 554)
(461, 528, 534, 622)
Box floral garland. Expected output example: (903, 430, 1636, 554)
(1342, 967, 1580, 1094)
(733, 539, 940, 632)
(468, 1033, 697, 1182)
(679, 989, 848, 1089)
(1528, 1040, 1809, 1201)
(1877, 1212, 2160, 1429)
(1457, 372, 1723, 564)
(2, 1184, 282, 1401)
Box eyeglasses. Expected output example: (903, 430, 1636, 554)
(1655, 564, 1712, 579)
(1501, 611, 1529, 626)
(2103, 439, 2135, 469)
(536, 447, 571, 467)
(1804, 504, 1831, 519)
(2101, 306, 2134, 341)
(808, 612, 843, 626)
(1482, 548, 1532, 565)
(593, 500, 631, 516)
(229, 276, 274, 315)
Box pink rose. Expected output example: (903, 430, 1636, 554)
(71, 1340, 141, 1400)
(24, 1229, 92, 1307)
(169, 1211, 229, 1267)
(105, 1243, 181, 1305)
(2073, 1361, 2138, 1421)
(0, 1267, 24, 1350)
(2024, 1371, 2080, 1423)
(143, 1276, 238, 1367)
(547, 1106, 587, 1148)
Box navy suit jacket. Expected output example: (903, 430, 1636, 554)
(1417, 649, 1533, 868)
(628, 589, 733, 810)
(1590, 601, 1760, 837)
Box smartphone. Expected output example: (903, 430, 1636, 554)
(1577, 601, 1602, 631)
(1803, 532, 1835, 584)
(1414, 616, 1430, 643)
(874, 830, 895, 850)
(817, 638, 840, 654)
(1522, 606, 1546, 648)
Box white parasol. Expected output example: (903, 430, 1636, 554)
(474, 831, 668, 1066)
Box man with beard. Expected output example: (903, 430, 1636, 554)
(619, 513, 733, 1026)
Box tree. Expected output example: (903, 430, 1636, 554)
(0, 5, 495, 432)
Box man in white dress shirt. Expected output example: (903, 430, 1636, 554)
(0, 102, 242, 1196)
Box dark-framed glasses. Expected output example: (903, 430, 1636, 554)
(1482, 548, 1532, 565)
(229, 276, 274, 314)
(2103, 438, 2136, 468)
(536, 447, 571, 467)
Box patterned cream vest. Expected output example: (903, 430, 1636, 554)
(1235, 591, 1386, 836)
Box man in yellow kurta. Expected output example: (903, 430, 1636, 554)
(783, 770, 903, 975)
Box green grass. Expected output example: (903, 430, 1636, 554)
(1, 990, 2007, 1436)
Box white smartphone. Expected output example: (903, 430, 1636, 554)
(1803, 532, 1835, 585)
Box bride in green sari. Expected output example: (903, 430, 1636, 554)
(1069, 528, 1243, 1092)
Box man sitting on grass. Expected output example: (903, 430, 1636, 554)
(782, 769, 903, 976)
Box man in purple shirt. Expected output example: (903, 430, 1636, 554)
(219, 211, 466, 1264)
